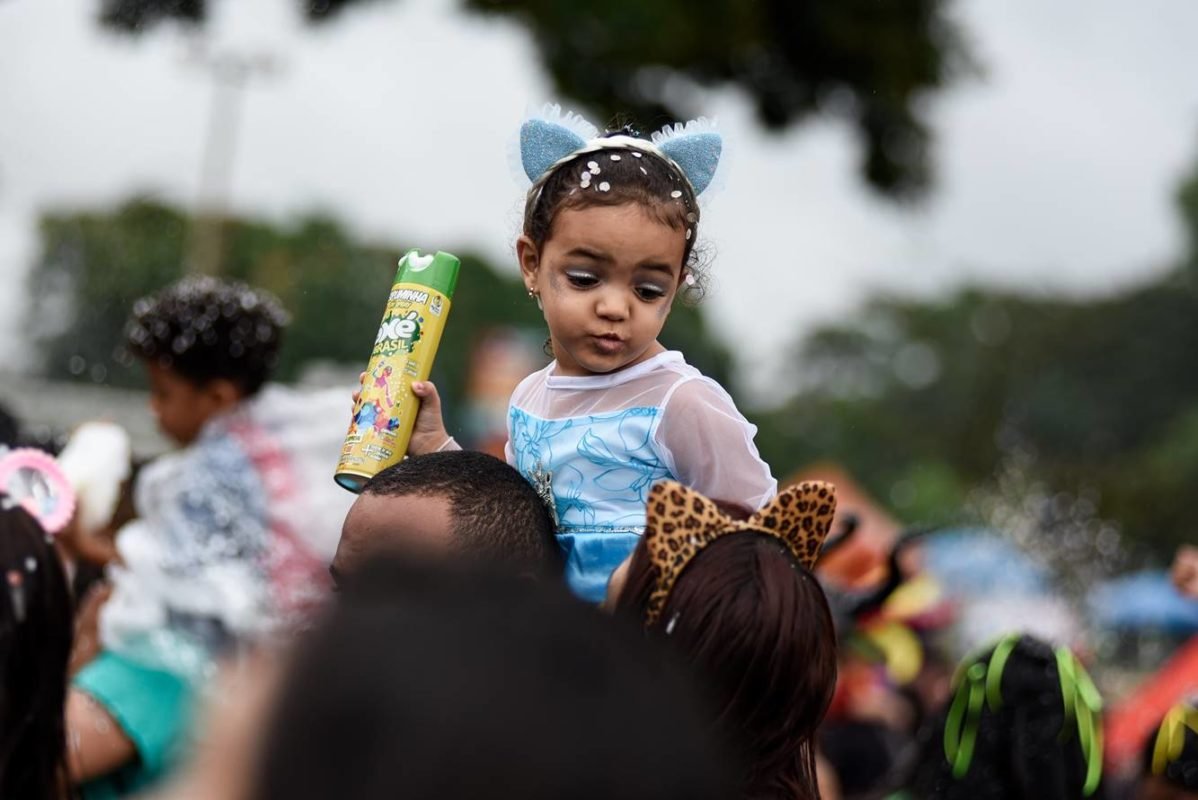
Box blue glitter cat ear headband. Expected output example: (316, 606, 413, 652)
(516, 103, 725, 199)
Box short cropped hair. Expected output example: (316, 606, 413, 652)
(362, 450, 559, 576)
(252, 558, 736, 800)
(124, 276, 288, 396)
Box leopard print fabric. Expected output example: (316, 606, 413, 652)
(642, 480, 837, 625)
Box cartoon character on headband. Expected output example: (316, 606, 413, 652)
(0, 447, 76, 535)
(418, 104, 777, 604)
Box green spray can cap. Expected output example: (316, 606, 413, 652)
(397, 249, 460, 299)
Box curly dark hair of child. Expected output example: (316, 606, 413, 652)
(124, 276, 289, 396)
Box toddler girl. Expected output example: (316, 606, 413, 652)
(410, 107, 776, 601)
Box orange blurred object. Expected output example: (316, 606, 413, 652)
(784, 463, 900, 590)
(1104, 636, 1198, 772)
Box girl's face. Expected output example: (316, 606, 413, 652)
(519, 203, 686, 377)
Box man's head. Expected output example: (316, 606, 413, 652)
(124, 277, 288, 444)
(253, 557, 736, 800)
(332, 450, 559, 587)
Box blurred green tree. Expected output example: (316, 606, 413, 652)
(748, 132, 1198, 554)
(28, 199, 189, 386)
(751, 259, 1198, 553)
(96, 0, 973, 198)
(26, 197, 734, 430)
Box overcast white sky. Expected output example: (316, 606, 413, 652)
(2, 0, 1196, 400)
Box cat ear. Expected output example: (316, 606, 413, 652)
(651, 119, 724, 196)
(519, 104, 600, 183)
(747, 481, 837, 569)
(643, 480, 732, 627)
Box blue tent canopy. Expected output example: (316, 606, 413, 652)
(921, 528, 1050, 597)
(1089, 570, 1198, 634)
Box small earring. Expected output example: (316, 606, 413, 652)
(528, 288, 543, 310)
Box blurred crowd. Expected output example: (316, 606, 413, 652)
(1, 275, 1197, 800)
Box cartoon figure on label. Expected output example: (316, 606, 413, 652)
(373, 408, 400, 436)
(353, 399, 380, 436)
(371, 364, 395, 406)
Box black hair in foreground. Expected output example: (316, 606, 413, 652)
(907, 635, 1104, 800)
(124, 276, 288, 396)
(0, 500, 73, 799)
(251, 557, 737, 800)
(363, 450, 560, 576)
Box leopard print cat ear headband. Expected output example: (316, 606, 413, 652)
(642, 480, 837, 626)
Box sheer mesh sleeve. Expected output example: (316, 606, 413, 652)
(654, 378, 777, 510)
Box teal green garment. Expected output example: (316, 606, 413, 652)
(74, 650, 194, 799)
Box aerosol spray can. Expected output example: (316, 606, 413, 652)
(334, 249, 460, 492)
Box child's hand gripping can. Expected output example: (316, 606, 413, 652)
(334, 249, 460, 493)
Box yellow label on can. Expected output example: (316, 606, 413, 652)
(335, 281, 452, 490)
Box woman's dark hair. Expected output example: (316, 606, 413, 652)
(0, 500, 74, 799)
(523, 127, 708, 298)
(907, 635, 1104, 800)
(124, 276, 288, 396)
(615, 529, 839, 800)
(252, 557, 736, 800)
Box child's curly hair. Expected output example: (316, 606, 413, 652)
(124, 276, 288, 397)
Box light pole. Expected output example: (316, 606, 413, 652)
(184, 42, 279, 275)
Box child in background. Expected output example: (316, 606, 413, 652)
(408, 106, 776, 601)
(68, 277, 351, 798)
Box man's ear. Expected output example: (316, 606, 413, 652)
(516, 235, 540, 292)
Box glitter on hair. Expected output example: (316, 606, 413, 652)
(521, 128, 709, 299)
